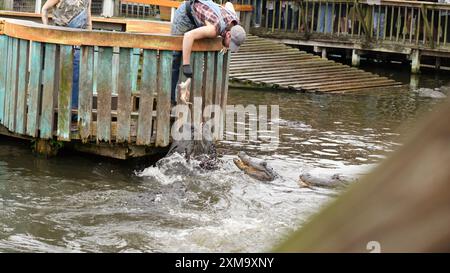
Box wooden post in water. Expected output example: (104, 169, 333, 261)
(411, 49, 420, 74)
(351, 49, 360, 67)
(321, 48, 327, 59)
(410, 74, 419, 89)
(34, 139, 59, 157)
(435, 57, 441, 71)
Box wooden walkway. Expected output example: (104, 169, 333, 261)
(230, 35, 403, 93)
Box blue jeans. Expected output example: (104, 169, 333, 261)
(267, 9, 274, 28)
(318, 4, 333, 33)
(373, 11, 385, 38)
(171, 2, 197, 105)
(254, 0, 262, 25)
(67, 10, 88, 109)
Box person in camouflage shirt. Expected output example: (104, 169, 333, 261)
(42, 0, 92, 29)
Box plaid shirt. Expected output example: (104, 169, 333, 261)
(192, 1, 239, 37)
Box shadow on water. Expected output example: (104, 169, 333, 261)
(0, 135, 167, 180)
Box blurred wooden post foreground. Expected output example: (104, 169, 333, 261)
(276, 98, 450, 252)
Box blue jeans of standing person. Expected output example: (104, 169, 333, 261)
(254, 0, 262, 26)
(318, 4, 333, 33)
(267, 9, 274, 28)
(170, 2, 197, 105)
(373, 10, 385, 38)
(67, 10, 88, 110)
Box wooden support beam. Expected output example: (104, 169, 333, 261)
(420, 4, 434, 47)
(410, 74, 420, 89)
(352, 49, 361, 67)
(34, 139, 59, 158)
(354, 1, 371, 39)
(321, 48, 327, 59)
(411, 49, 421, 74)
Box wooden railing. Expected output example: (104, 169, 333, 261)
(252, 0, 450, 50)
(0, 10, 174, 33)
(118, 0, 253, 29)
(0, 18, 230, 147)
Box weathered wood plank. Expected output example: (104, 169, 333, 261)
(204, 51, 215, 110)
(111, 47, 119, 96)
(93, 46, 98, 94)
(79, 46, 94, 143)
(3, 37, 12, 128)
(220, 52, 231, 140)
(317, 81, 403, 93)
(15, 39, 29, 135)
(0, 35, 8, 125)
(40, 43, 57, 139)
(230, 35, 401, 93)
(292, 77, 397, 89)
(137, 49, 157, 146)
(230, 58, 338, 68)
(221, 51, 231, 115)
(26, 41, 43, 137)
(231, 55, 316, 63)
(130, 48, 140, 95)
(116, 48, 132, 143)
(96, 47, 113, 142)
(202, 51, 216, 140)
(155, 50, 172, 147)
(8, 38, 19, 132)
(251, 71, 373, 84)
(1, 19, 223, 51)
(213, 51, 224, 141)
(235, 68, 367, 82)
(192, 52, 204, 100)
(230, 64, 346, 77)
(57, 45, 73, 141)
(192, 52, 204, 138)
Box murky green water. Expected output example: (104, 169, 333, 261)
(0, 66, 448, 252)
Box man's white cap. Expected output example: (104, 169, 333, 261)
(230, 25, 246, 53)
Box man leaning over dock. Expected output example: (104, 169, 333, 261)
(170, 0, 247, 106)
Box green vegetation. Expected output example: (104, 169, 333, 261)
(30, 138, 64, 156)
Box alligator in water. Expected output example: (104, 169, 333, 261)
(233, 152, 277, 181)
(166, 78, 221, 170)
(167, 123, 220, 170)
(298, 173, 358, 188)
(413, 88, 447, 99)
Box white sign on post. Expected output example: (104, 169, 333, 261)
(102, 0, 115, 17)
(35, 0, 42, 13)
(367, 0, 381, 5)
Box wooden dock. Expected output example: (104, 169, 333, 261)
(230, 35, 402, 93)
(249, 0, 450, 74)
(0, 18, 230, 159)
